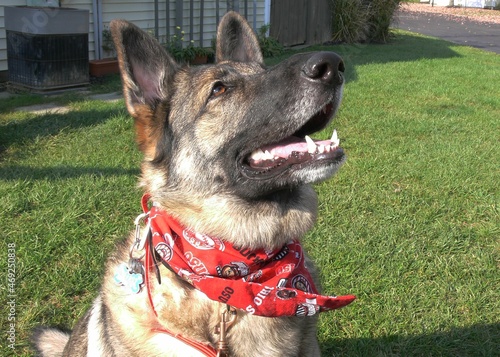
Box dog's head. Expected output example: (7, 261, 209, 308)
(111, 12, 346, 247)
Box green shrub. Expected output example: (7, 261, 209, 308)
(330, 0, 401, 43)
(258, 25, 285, 58)
(331, 0, 370, 43)
(365, 0, 402, 42)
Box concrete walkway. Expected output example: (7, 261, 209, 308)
(394, 7, 500, 54)
(5, 91, 122, 115)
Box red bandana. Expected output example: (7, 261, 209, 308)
(143, 197, 355, 317)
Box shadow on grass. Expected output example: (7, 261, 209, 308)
(322, 323, 499, 356)
(0, 165, 139, 180)
(0, 107, 122, 149)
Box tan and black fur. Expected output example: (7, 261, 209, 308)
(33, 11, 347, 357)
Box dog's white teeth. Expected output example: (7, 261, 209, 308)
(250, 148, 265, 161)
(249, 148, 278, 164)
(264, 150, 274, 160)
(317, 145, 325, 154)
(331, 129, 340, 147)
(305, 135, 317, 154)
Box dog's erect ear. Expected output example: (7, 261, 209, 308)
(110, 19, 179, 117)
(110, 20, 179, 157)
(216, 11, 263, 64)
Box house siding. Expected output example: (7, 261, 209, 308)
(100, 0, 266, 51)
(0, 0, 29, 71)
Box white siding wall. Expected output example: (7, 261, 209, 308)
(101, 0, 266, 52)
(0, 0, 28, 71)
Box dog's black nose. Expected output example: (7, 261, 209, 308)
(302, 52, 344, 86)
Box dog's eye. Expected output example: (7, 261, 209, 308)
(211, 82, 227, 98)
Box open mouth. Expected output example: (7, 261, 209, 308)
(241, 101, 344, 180)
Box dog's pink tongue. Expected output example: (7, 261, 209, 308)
(262, 137, 307, 158)
(247, 134, 339, 169)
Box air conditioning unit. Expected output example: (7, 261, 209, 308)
(5, 6, 89, 92)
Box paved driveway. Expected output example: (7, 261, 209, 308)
(394, 9, 500, 54)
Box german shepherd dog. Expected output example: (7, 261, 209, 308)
(33, 11, 354, 357)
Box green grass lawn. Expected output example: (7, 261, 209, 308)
(1, 31, 498, 356)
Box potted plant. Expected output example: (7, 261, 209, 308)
(164, 28, 212, 65)
(89, 27, 120, 77)
(163, 31, 185, 63)
(185, 42, 213, 65)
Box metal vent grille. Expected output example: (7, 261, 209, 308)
(7, 31, 89, 91)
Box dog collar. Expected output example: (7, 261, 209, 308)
(138, 194, 355, 318)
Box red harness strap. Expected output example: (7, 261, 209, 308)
(144, 236, 218, 357)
